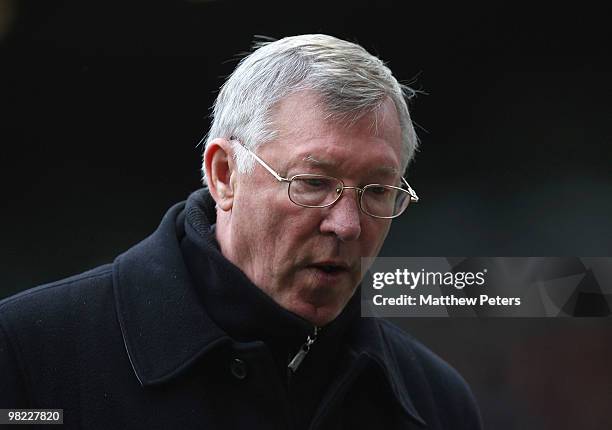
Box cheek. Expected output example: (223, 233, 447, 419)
(256, 185, 321, 234)
(236, 190, 317, 259)
(235, 180, 287, 229)
(267, 209, 322, 264)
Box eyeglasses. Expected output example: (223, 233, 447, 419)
(232, 139, 419, 219)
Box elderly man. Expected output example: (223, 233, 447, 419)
(0, 35, 482, 429)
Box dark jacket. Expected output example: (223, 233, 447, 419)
(0, 189, 482, 429)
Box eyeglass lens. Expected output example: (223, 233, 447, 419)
(288, 175, 410, 217)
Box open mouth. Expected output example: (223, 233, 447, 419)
(309, 263, 349, 277)
(318, 265, 344, 274)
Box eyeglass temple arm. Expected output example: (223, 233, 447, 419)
(234, 138, 418, 202)
(233, 139, 289, 183)
(402, 177, 419, 202)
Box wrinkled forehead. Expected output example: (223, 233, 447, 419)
(269, 91, 403, 158)
(301, 153, 400, 178)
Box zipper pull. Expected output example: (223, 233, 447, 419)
(288, 326, 319, 373)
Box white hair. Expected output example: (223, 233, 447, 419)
(202, 34, 418, 184)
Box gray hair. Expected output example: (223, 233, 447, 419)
(202, 34, 418, 184)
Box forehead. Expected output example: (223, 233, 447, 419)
(265, 91, 403, 175)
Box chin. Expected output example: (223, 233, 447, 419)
(288, 299, 343, 327)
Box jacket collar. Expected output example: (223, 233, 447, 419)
(112, 200, 232, 386)
(181, 192, 317, 345)
(112, 189, 426, 427)
(347, 318, 428, 427)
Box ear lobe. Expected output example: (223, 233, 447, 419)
(203, 138, 235, 211)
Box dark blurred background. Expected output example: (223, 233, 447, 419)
(1, 0, 611, 428)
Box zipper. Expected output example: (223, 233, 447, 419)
(288, 326, 320, 373)
(285, 326, 322, 430)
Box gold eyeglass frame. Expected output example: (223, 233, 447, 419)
(232, 138, 419, 219)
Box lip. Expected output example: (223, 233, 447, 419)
(306, 261, 352, 283)
(310, 260, 351, 271)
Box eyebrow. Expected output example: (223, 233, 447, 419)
(303, 154, 400, 177)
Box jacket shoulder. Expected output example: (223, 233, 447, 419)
(0, 264, 113, 313)
(0, 263, 115, 340)
(0, 264, 115, 407)
(375, 319, 483, 429)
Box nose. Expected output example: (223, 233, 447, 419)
(319, 189, 362, 242)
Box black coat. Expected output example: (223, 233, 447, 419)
(0, 190, 482, 429)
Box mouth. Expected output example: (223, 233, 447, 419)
(307, 262, 351, 278)
(296, 261, 356, 309)
(317, 265, 344, 274)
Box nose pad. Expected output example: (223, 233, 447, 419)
(320, 188, 362, 242)
(334, 187, 361, 212)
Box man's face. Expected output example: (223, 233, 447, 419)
(222, 92, 403, 326)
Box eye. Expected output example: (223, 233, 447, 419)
(369, 186, 389, 195)
(303, 178, 327, 188)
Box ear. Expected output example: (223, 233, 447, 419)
(203, 138, 236, 211)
